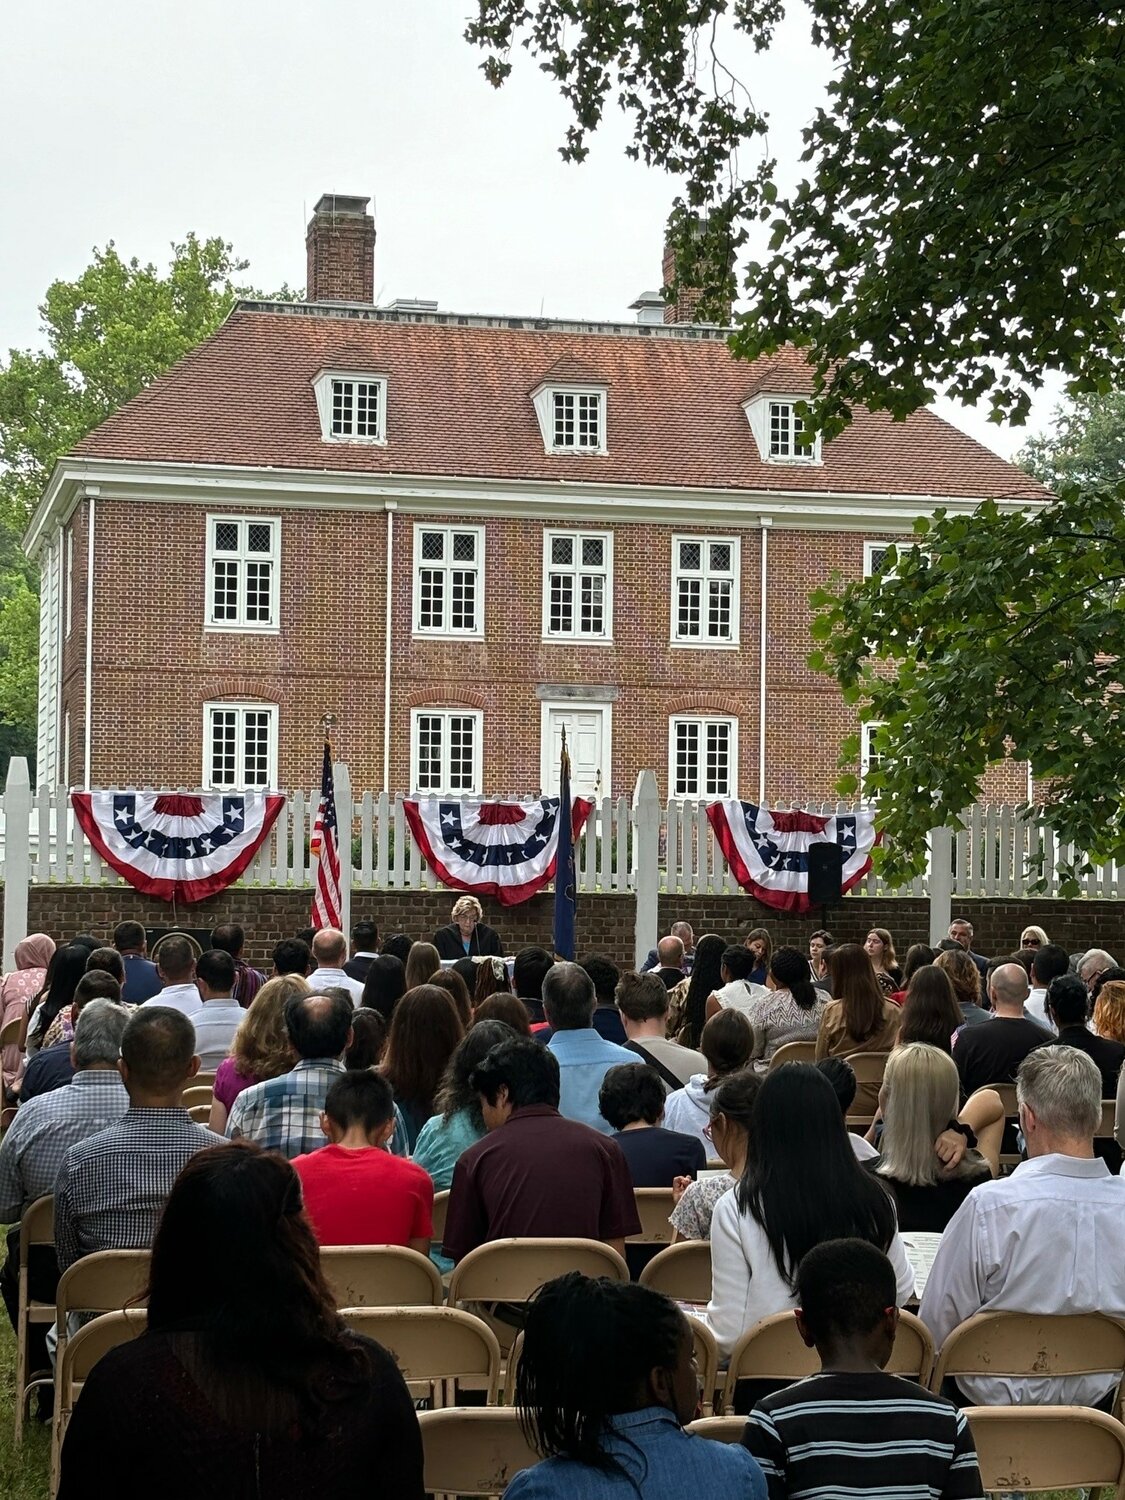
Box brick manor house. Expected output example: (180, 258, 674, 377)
(25, 194, 1046, 804)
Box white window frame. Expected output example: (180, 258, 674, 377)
(668, 715, 739, 799)
(860, 720, 885, 798)
(541, 529, 614, 642)
(409, 708, 483, 795)
(531, 382, 608, 455)
(742, 394, 823, 465)
(412, 523, 485, 639)
(202, 702, 279, 790)
(205, 514, 281, 633)
(863, 540, 897, 579)
(670, 534, 741, 647)
(312, 369, 388, 444)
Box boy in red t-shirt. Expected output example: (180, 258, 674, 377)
(293, 1071, 434, 1251)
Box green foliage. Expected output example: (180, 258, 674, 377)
(467, 1, 1125, 433)
(1019, 392, 1125, 492)
(0, 236, 294, 763)
(809, 481, 1125, 892)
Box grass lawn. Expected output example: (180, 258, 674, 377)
(0, 1314, 50, 1500)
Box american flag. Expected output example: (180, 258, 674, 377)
(311, 737, 341, 929)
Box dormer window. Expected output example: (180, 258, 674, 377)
(313, 370, 387, 444)
(531, 382, 608, 455)
(743, 394, 822, 465)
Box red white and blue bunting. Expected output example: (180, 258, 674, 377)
(71, 790, 286, 903)
(402, 797, 594, 906)
(706, 801, 880, 913)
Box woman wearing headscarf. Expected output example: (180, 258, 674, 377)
(1, 934, 56, 1099)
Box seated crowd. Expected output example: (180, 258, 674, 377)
(1, 905, 1124, 1497)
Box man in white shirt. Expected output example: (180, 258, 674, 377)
(191, 949, 245, 1069)
(1025, 943, 1069, 1032)
(307, 928, 364, 1005)
(140, 934, 202, 1017)
(921, 1045, 1125, 1407)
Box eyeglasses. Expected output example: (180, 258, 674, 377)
(1022, 937, 1041, 947)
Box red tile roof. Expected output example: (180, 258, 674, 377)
(73, 306, 1047, 500)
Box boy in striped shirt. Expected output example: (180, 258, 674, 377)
(742, 1239, 984, 1500)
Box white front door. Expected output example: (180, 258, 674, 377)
(541, 703, 609, 799)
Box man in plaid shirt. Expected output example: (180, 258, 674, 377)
(226, 988, 409, 1158)
(0, 1000, 132, 1376)
(54, 1006, 224, 1273)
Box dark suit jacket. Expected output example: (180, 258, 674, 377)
(432, 922, 504, 959)
(344, 953, 378, 983)
(1055, 1025, 1125, 1098)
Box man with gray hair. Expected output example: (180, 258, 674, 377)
(0, 999, 132, 1377)
(544, 962, 642, 1134)
(1080, 947, 1118, 995)
(643, 921, 695, 974)
(922, 1045, 1125, 1407)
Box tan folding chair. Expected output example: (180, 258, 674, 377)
(338, 1306, 501, 1405)
(56, 1309, 148, 1472)
(628, 1188, 676, 1248)
(987, 1082, 1022, 1168)
(845, 1051, 891, 1128)
(193, 1071, 216, 1089)
(187, 1103, 211, 1123)
(1099, 1099, 1117, 1141)
(431, 1190, 449, 1248)
(182, 1085, 214, 1110)
(720, 1308, 934, 1414)
(320, 1244, 443, 1309)
(51, 1250, 150, 1490)
(447, 1238, 629, 1309)
(0, 1014, 22, 1048)
(930, 1310, 1125, 1413)
(418, 1406, 540, 1499)
(767, 1040, 816, 1071)
(965, 1405, 1125, 1499)
(13, 1194, 55, 1444)
(638, 1240, 712, 1304)
(687, 1415, 746, 1443)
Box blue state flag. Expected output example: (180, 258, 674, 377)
(552, 739, 578, 960)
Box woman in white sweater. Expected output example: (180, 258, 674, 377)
(702, 1062, 916, 1361)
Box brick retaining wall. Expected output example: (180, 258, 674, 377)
(5, 883, 1124, 969)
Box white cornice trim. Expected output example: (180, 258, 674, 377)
(24, 456, 1046, 557)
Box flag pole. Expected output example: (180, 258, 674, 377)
(552, 725, 578, 961)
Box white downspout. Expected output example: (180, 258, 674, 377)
(758, 518, 771, 803)
(83, 492, 96, 790)
(382, 502, 396, 792)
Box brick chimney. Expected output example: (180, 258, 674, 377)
(306, 194, 376, 304)
(661, 219, 732, 326)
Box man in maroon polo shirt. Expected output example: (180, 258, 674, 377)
(442, 1037, 641, 1263)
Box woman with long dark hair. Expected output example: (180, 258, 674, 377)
(670, 933, 726, 1048)
(359, 954, 407, 1022)
(744, 927, 773, 986)
(744, 946, 830, 1072)
(56, 1142, 423, 1500)
(380, 984, 465, 1148)
(427, 967, 473, 1028)
(671, 1069, 761, 1242)
(898, 966, 963, 1055)
(411, 1019, 516, 1192)
(703, 1064, 915, 1359)
(815, 944, 902, 1059)
(506, 1272, 767, 1500)
(24, 943, 92, 1054)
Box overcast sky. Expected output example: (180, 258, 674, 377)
(2, 0, 1061, 460)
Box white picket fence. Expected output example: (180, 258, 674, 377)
(0, 775, 1118, 900)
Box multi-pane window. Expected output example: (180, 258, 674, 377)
(670, 716, 737, 798)
(206, 516, 279, 630)
(411, 710, 482, 794)
(864, 541, 897, 579)
(204, 703, 278, 789)
(768, 401, 811, 458)
(551, 390, 603, 451)
(544, 531, 612, 639)
(331, 377, 384, 439)
(672, 535, 739, 644)
(860, 721, 884, 796)
(413, 525, 484, 636)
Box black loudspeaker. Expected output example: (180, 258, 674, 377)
(807, 842, 845, 904)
